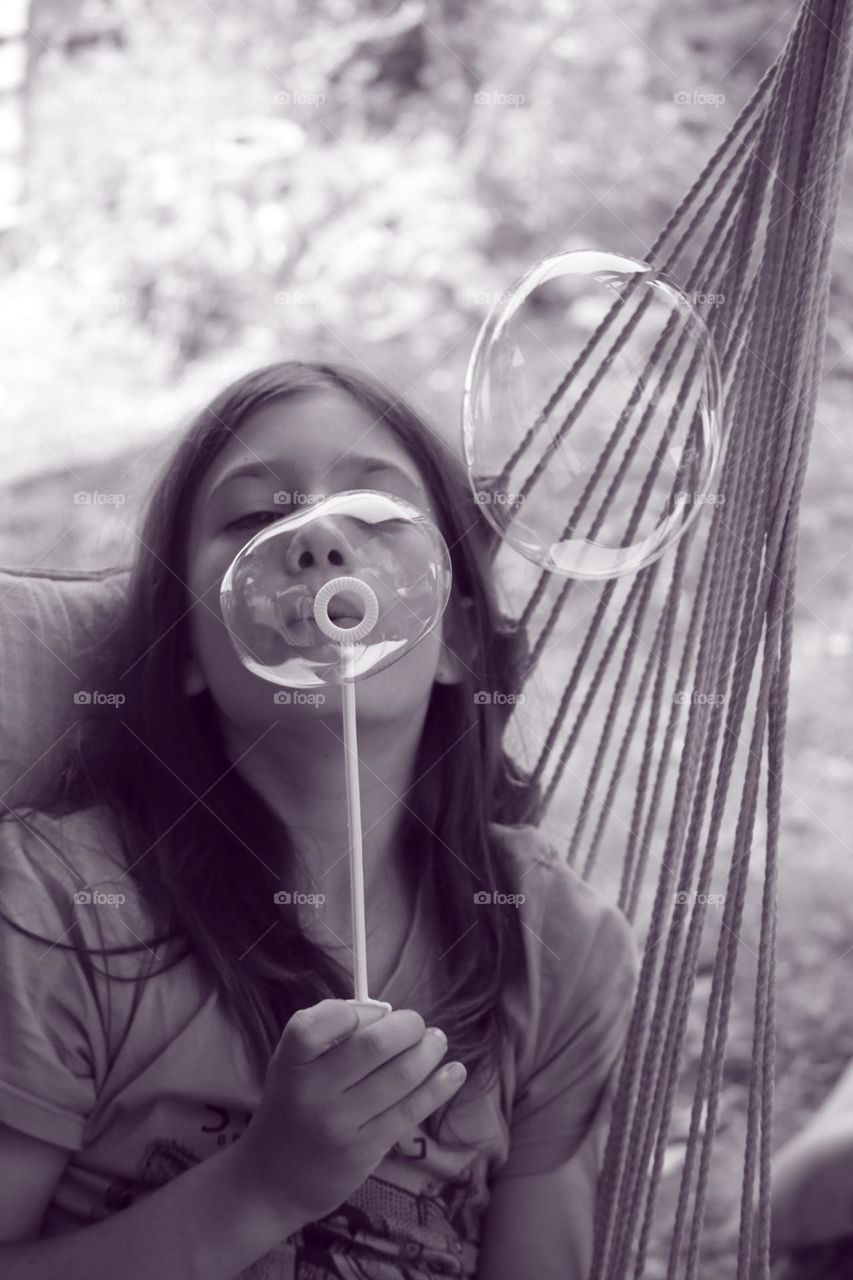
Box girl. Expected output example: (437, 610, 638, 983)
(0, 360, 638, 1279)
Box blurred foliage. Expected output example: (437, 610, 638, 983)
(1, 0, 827, 493)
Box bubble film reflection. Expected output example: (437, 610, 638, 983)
(462, 249, 724, 580)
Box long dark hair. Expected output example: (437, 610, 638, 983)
(4, 359, 537, 1145)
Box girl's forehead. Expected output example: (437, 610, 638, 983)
(209, 390, 414, 482)
(189, 388, 442, 532)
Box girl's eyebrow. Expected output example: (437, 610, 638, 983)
(207, 453, 422, 503)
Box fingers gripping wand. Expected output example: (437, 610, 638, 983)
(312, 576, 389, 1013)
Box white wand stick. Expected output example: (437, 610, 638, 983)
(312, 576, 386, 1010)
(341, 642, 369, 1002)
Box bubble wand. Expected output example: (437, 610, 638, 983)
(311, 575, 381, 1008)
(220, 489, 452, 1014)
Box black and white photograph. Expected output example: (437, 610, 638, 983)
(0, 2, 851, 1277)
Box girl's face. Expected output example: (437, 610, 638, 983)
(184, 388, 466, 735)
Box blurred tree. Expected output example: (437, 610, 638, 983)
(0, 0, 31, 237)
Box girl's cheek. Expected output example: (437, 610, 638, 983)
(188, 548, 239, 628)
(185, 556, 239, 668)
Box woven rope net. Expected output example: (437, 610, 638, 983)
(487, 3, 853, 1277)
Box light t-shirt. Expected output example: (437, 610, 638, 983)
(0, 804, 639, 1278)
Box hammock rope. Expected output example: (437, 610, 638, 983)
(490, 3, 853, 1276)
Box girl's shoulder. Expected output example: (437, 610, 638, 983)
(0, 803, 155, 951)
(488, 818, 639, 994)
(0, 801, 127, 879)
(489, 819, 632, 932)
(486, 822, 639, 1179)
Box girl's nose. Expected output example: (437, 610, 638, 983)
(283, 520, 356, 580)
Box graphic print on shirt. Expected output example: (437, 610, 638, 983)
(99, 1126, 485, 1278)
(290, 1160, 480, 1279)
(99, 1104, 248, 1215)
(102, 1137, 201, 1214)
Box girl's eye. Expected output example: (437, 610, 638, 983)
(226, 511, 281, 532)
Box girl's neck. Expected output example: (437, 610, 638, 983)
(219, 706, 428, 905)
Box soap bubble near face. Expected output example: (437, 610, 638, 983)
(462, 249, 724, 580)
(220, 489, 453, 690)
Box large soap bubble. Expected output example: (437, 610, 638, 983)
(462, 249, 724, 580)
(220, 489, 452, 689)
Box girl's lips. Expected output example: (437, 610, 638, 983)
(280, 615, 365, 645)
(280, 616, 321, 646)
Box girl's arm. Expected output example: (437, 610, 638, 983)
(477, 1118, 602, 1280)
(0, 1126, 307, 1280)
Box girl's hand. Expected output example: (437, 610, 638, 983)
(231, 998, 467, 1226)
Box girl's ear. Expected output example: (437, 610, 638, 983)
(434, 596, 477, 685)
(184, 655, 207, 696)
